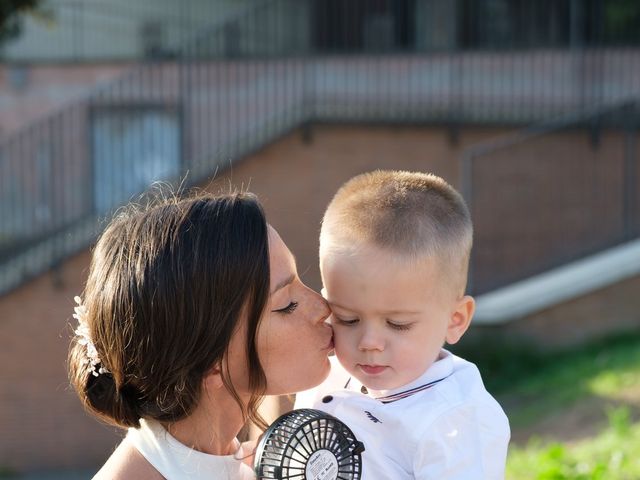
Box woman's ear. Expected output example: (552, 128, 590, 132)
(202, 363, 225, 391)
(445, 295, 475, 345)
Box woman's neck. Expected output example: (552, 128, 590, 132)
(164, 390, 246, 456)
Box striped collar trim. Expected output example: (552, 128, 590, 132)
(374, 376, 450, 404)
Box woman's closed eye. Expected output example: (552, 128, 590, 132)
(273, 301, 299, 314)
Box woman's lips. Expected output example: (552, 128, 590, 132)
(323, 330, 334, 350)
(325, 336, 334, 350)
(358, 364, 387, 375)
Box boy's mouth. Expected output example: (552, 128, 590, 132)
(358, 364, 387, 375)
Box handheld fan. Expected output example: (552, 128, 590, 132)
(254, 408, 365, 480)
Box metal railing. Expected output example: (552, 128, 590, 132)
(2, 0, 266, 62)
(461, 101, 640, 294)
(2, 0, 640, 295)
(0, 0, 311, 295)
(6, 0, 640, 62)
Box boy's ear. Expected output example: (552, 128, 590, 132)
(445, 295, 475, 345)
(202, 363, 225, 391)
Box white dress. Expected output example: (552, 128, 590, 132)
(126, 418, 256, 480)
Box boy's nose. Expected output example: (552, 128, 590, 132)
(358, 328, 384, 352)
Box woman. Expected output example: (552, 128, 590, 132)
(68, 192, 334, 479)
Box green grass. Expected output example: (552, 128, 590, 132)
(507, 407, 640, 479)
(455, 332, 640, 428)
(453, 332, 640, 479)
(0, 468, 17, 479)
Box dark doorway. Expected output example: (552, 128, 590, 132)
(312, 0, 416, 52)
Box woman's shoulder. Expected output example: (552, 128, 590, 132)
(93, 440, 164, 480)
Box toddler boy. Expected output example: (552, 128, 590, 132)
(295, 170, 510, 479)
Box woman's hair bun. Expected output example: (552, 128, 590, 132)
(69, 338, 141, 429)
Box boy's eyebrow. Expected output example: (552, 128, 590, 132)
(327, 301, 355, 312)
(329, 301, 420, 315)
(379, 308, 421, 315)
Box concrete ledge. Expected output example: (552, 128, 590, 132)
(474, 239, 640, 325)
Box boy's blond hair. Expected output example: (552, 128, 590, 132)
(320, 170, 473, 295)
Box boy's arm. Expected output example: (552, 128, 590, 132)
(413, 404, 510, 480)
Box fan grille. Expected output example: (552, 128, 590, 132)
(255, 409, 364, 480)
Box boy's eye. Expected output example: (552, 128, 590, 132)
(387, 321, 412, 331)
(274, 301, 298, 314)
(334, 316, 359, 326)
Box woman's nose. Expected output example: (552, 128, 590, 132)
(306, 285, 331, 323)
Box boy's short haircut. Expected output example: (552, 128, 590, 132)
(320, 170, 473, 295)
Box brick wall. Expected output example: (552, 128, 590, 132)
(0, 250, 122, 472)
(470, 128, 640, 293)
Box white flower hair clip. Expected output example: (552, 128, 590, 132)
(74, 296, 109, 377)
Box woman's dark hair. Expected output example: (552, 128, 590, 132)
(68, 192, 270, 429)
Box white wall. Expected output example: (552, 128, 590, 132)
(2, 0, 257, 61)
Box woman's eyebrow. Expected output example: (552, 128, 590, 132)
(272, 273, 295, 294)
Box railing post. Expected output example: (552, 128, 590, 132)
(461, 150, 474, 294)
(624, 103, 638, 240)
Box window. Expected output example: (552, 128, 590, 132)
(91, 106, 181, 214)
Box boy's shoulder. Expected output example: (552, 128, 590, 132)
(383, 351, 491, 413)
(387, 351, 510, 463)
(408, 351, 507, 422)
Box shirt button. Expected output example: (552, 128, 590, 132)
(322, 395, 333, 403)
(361, 386, 368, 394)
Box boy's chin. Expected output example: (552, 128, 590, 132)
(351, 372, 401, 392)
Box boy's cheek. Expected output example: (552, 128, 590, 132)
(332, 329, 355, 351)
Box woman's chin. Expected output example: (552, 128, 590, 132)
(317, 356, 332, 383)
(297, 359, 332, 393)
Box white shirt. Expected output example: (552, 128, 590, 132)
(295, 350, 510, 480)
(126, 418, 256, 480)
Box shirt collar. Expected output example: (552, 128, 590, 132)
(368, 349, 453, 403)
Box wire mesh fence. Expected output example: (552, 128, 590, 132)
(2, 0, 640, 295)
